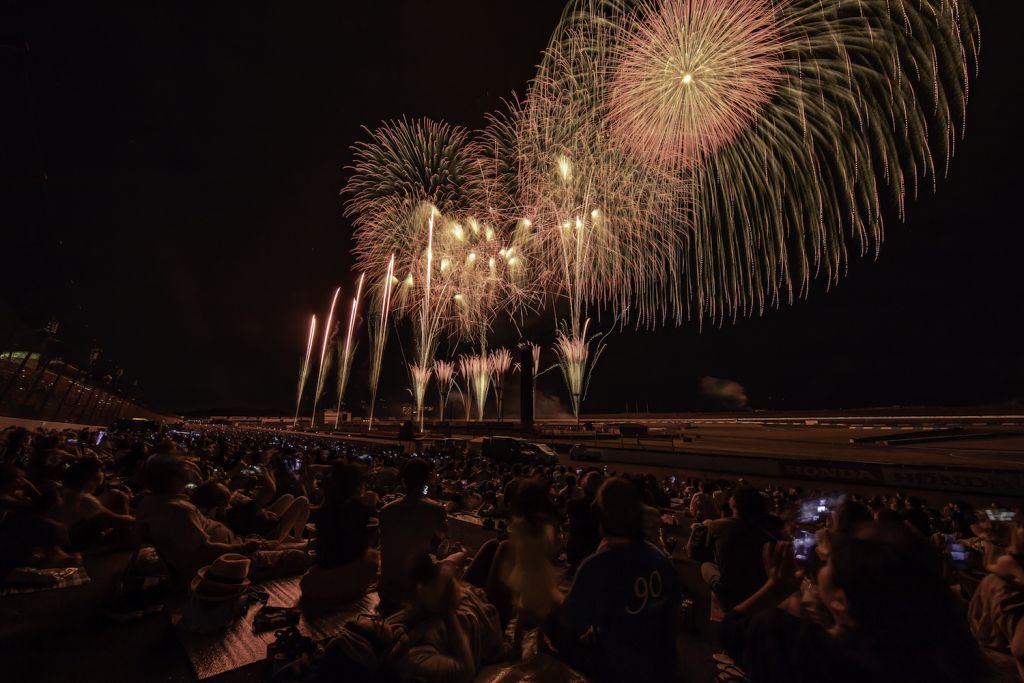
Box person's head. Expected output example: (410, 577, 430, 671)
(597, 477, 644, 540)
(581, 471, 604, 498)
(729, 485, 767, 520)
(818, 523, 987, 679)
(63, 458, 104, 493)
(190, 480, 231, 511)
(140, 457, 194, 495)
(831, 499, 873, 537)
(512, 478, 554, 525)
(401, 458, 431, 497)
(325, 462, 366, 505)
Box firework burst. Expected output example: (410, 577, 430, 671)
(541, 0, 978, 323)
(608, 0, 786, 169)
(345, 118, 536, 342)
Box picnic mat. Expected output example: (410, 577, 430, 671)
(477, 653, 589, 683)
(1, 566, 91, 596)
(171, 576, 379, 680)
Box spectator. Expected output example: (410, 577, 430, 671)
(47, 457, 134, 550)
(135, 458, 311, 588)
(968, 518, 1024, 679)
(388, 555, 509, 683)
(702, 485, 785, 610)
(223, 466, 310, 542)
(723, 525, 989, 683)
(565, 471, 603, 571)
(549, 477, 681, 682)
(378, 458, 447, 610)
(301, 462, 379, 606)
(689, 480, 717, 522)
(0, 463, 78, 577)
(505, 478, 562, 655)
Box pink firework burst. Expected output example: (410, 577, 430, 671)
(608, 0, 787, 170)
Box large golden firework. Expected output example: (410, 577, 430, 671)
(538, 0, 978, 324)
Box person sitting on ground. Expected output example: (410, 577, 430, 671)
(135, 458, 311, 588)
(723, 524, 989, 683)
(0, 463, 44, 515)
(46, 457, 134, 550)
(300, 462, 379, 606)
(387, 554, 509, 683)
(565, 471, 603, 572)
(813, 499, 873, 563)
(269, 451, 310, 501)
(0, 463, 80, 578)
(378, 458, 447, 611)
(548, 476, 681, 682)
(968, 515, 1024, 679)
(504, 478, 562, 655)
(222, 465, 310, 542)
(701, 485, 785, 611)
(689, 480, 718, 522)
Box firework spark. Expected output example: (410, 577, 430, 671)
(408, 362, 432, 432)
(488, 348, 514, 422)
(334, 273, 365, 428)
(312, 286, 342, 425)
(459, 353, 492, 422)
(294, 315, 317, 427)
(433, 359, 456, 422)
(367, 255, 396, 431)
(553, 318, 607, 426)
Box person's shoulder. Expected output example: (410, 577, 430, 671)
(567, 496, 592, 513)
(708, 517, 734, 532)
(379, 497, 402, 515)
(639, 539, 676, 565)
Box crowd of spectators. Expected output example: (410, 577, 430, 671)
(0, 422, 1021, 682)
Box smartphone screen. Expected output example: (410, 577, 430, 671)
(793, 529, 817, 562)
(984, 509, 1015, 522)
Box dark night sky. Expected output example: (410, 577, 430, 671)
(3, 1, 1023, 415)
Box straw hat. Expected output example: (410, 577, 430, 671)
(190, 553, 251, 601)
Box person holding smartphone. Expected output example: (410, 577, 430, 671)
(968, 510, 1024, 679)
(723, 526, 988, 683)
